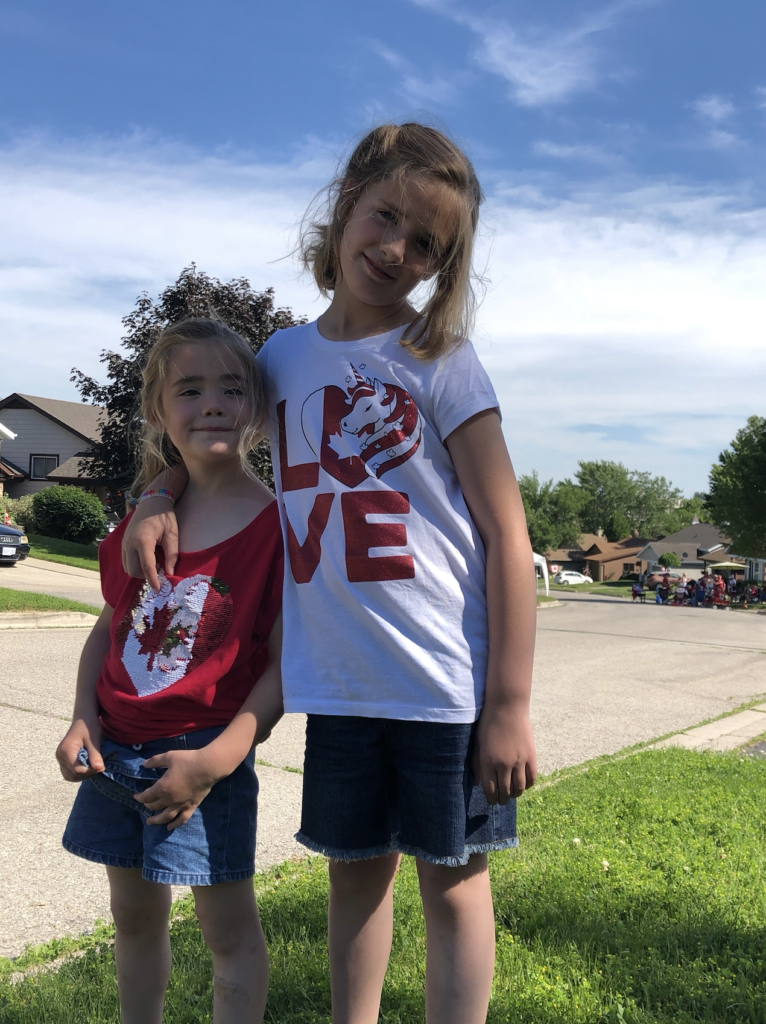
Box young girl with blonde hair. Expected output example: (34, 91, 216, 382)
(125, 123, 537, 1024)
(57, 318, 283, 1024)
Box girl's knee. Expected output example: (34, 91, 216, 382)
(417, 854, 489, 899)
(109, 879, 170, 936)
(329, 853, 400, 900)
(194, 885, 263, 959)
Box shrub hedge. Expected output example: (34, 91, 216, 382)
(31, 486, 106, 544)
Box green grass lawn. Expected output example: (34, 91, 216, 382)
(25, 534, 100, 572)
(4, 746, 766, 1022)
(0, 587, 101, 616)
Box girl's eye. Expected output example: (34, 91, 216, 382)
(378, 209, 396, 222)
(224, 387, 244, 396)
(179, 388, 201, 397)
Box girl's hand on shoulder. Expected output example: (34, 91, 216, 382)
(135, 749, 223, 830)
(473, 705, 537, 805)
(122, 497, 179, 591)
(56, 718, 104, 781)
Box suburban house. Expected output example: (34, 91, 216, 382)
(546, 534, 650, 581)
(545, 534, 602, 574)
(0, 393, 104, 498)
(636, 524, 730, 575)
(635, 523, 764, 582)
(581, 536, 651, 582)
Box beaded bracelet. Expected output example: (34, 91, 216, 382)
(137, 487, 176, 505)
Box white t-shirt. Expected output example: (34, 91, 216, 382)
(258, 320, 499, 722)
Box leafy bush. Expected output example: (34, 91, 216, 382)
(31, 486, 106, 544)
(0, 494, 36, 532)
(659, 551, 681, 568)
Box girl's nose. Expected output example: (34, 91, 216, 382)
(381, 235, 406, 265)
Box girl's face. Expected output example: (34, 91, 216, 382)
(156, 342, 252, 466)
(337, 174, 457, 309)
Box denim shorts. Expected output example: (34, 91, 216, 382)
(63, 726, 257, 886)
(297, 715, 517, 867)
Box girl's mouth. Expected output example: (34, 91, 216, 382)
(362, 253, 393, 281)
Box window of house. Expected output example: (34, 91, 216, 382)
(30, 455, 59, 479)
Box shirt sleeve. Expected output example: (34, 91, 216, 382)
(429, 340, 500, 442)
(252, 505, 284, 644)
(97, 515, 131, 607)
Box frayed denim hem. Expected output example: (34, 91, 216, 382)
(392, 835, 518, 866)
(295, 831, 395, 862)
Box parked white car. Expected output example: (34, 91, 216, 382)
(553, 570, 593, 586)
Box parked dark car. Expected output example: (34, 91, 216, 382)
(0, 523, 30, 565)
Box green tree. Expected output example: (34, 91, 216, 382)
(518, 472, 584, 553)
(707, 416, 766, 557)
(72, 265, 305, 496)
(573, 461, 691, 540)
(658, 551, 681, 568)
(573, 461, 636, 541)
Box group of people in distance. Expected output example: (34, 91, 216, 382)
(632, 570, 766, 608)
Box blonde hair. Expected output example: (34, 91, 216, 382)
(130, 318, 267, 497)
(300, 122, 483, 360)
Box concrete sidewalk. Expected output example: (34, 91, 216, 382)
(0, 557, 103, 608)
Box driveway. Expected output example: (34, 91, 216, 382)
(0, 557, 103, 608)
(1, 599, 765, 958)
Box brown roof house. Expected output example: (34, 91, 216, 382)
(0, 393, 105, 498)
(545, 534, 603, 573)
(582, 536, 651, 582)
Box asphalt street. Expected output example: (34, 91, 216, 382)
(1, 597, 765, 957)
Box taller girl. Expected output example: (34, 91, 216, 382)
(129, 123, 537, 1023)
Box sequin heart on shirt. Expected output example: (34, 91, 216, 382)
(116, 571, 234, 697)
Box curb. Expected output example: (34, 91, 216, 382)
(537, 600, 563, 611)
(0, 611, 99, 630)
(651, 704, 766, 753)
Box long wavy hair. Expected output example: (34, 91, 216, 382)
(130, 317, 267, 497)
(299, 122, 484, 361)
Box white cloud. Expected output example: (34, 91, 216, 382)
(707, 129, 740, 149)
(754, 86, 766, 109)
(370, 41, 462, 106)
(0, 134, 326, 394)
(692, 94, 735, 122)
(533, 141, 618, 165)
(1, 134, 764, 494)
(409, 0, 651, 107)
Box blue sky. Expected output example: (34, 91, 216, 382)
(1, 0, 765, 493)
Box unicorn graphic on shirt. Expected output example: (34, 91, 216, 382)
(301, 365, 423, 488)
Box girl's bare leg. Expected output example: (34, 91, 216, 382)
(417, 854, 495, 1024)
(328, 852, 400, 1024)
(106, 866, 172, 1024)
(193, 879, 268, 1024)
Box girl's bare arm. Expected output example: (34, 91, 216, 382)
(445, 408, 537, 805)
(121, 465, 188, 590)
(56, 604, 114, 780)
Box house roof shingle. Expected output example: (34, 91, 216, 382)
(46, 455, 101, 481)
(0, 393, 104, 444)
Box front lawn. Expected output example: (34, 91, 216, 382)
(0, 588, 101, 616)
(26, 534, 100, 572)
(3, 746, 765, 1022)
